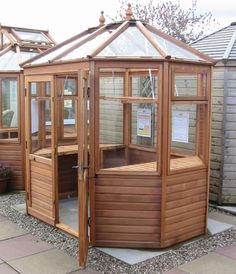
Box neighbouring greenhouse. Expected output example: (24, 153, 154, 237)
(193, 22, 236, 204)
(22, 6, 214, 267)
(0, 25, 55, 190)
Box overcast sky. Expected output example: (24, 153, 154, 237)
(1, 0, 235, 42)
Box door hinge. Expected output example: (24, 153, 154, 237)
(26, 192, 30, 200)
(88, 217, 91, 227)
(25, 141, 27, 150)
(25, 87, 27, 97)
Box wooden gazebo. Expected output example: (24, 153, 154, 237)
(22, 7, 214, 267)
(0, 25, 55, 190)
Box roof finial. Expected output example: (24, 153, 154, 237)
(99, 11, 106, 25)
(125, 3, 133, 20)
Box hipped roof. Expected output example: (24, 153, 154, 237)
(192, 22, 236, 61)
(22, 19, 214, 67)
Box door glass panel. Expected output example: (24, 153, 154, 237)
(29, 82, 52, 156)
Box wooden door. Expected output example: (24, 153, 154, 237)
(78, 71, 89, 267)
(25, 76, 56, 226)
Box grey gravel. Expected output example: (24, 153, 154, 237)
(0, 192, 236, 274)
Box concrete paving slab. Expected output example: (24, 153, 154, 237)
(218, 206, 236, 215)
(164, 269, 189, 274)
(207, 218, 234, 235)
(216, 243, 236, 260)
(9, 249, 80, 274)
(0, 263, 19, 274)
(97, 247, 167, 265)
(208, 211, 236, 226)
(0, 234, 53, 261)
(0, 214, 7, 222)
(11, 203, 26, 214)
(69, 268, 101, 274)
(179, 252, 236, 274)
(0, 221, 28, 240)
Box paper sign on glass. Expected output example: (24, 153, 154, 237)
(172, 111, 189, 143)
(137, 108, 151, 137)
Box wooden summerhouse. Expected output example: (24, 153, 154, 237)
(0, 25, 55, 190)
(22, 8, 214, 267)
(192, 22, 236, 204)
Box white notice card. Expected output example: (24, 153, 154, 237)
(172, 111, 189, 143)
(137, 108, 152, 138)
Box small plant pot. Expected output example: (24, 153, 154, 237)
(0, 177, 9, 193)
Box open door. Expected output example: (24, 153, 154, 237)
(78, 70, 89, 267)
(25, 76, 56, 225)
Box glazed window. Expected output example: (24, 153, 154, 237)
(99, 69, 159, 172)
(56, 77, 78, 145)
(0, 78, 19, 140)
(29, 82, 52, 154)
(169, 69, 210, 173)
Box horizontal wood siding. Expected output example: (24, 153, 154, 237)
(210, 67, 225, 202)
(163, 170, 208, 247)
(29, 159, 54, 225)
(0, 142, 24, 190)
(94, 175, 161, 248)
(222, 66, 236, 204)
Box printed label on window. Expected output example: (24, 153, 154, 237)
(137, 108, 151, 138)
(172, 111, 189, 143)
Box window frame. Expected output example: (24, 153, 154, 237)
(96, 65, 162, 175)
(0, 75, 20, 143)
(168, 64, 211, 175)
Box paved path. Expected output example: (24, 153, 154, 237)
(0, 214, 98, 274)
(1, 211, 236, 274)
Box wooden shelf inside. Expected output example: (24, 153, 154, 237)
(100, 156, 204, 172)
(34, 144, 78, 157)
(100, 96, 157, 104)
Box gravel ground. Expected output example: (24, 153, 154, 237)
(0, 192, 236, 274)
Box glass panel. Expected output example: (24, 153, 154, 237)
(171, 104, 196, 155)
(99, 27, 161, 57)
(131, 72, 158, 98)
(151, 31, 202, 60)
(63, 99, 76, 138)
(99, 74, 124, 144)
(99, 70, 158, 172)
(1, 79, 18, 128)
(131, 103, 157, 148)
(14, 30, 49, 43)
(174, 74, 198, 97)
(61, 31, 111, 61)
(63, 78, 77, 96)
(30, 82, 52, 155)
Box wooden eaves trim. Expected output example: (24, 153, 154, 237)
(146, 23, 216, 65)
(89, 20, 130, 57)
(135, 21, 167, 58)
